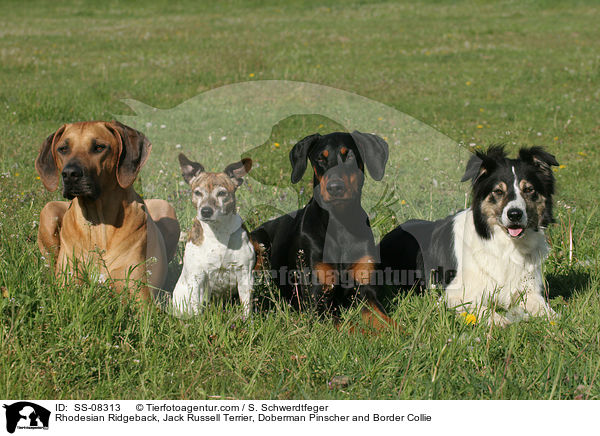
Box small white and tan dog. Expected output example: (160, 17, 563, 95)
(172, 154, 255, 318)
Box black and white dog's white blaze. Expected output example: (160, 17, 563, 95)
(379, 145, 559, 326)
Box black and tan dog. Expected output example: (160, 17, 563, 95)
(36, 121, 180, 301)
(251, 131, 396, 330)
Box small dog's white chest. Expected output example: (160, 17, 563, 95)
(172, 215, 255, 318)
(183, 228, 254, 291)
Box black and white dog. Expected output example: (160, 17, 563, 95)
(379, 146, 559, 326)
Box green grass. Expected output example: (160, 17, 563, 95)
(1, 0, 600, 399)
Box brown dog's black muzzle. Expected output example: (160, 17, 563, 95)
(61, 161, 99, 200)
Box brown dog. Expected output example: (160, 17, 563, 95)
(35, 121, 180, 301)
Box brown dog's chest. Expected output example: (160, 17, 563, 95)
(56, 200, 150, 288)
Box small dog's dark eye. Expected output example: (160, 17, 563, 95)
(57, 146, 69, 155)
(93, 144, 107, 153)
(493, 189, 504, 196)
(194, 190, 203, 196)
(217, 191, 228, 197)
(523, 186, 534, 194)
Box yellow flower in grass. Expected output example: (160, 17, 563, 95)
(274, 142, 280, 148)
(249, 73, 255, 78)
(476, 125, 483, 129)
(577, 151, 587, 157)
(460, 312, 477, 325)
(400, 200, 407, 205)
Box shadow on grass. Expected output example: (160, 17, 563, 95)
(547, 269, 591, 300)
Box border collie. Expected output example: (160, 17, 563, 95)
(379, 146, 559, 326)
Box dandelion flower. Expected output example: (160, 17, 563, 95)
(466, 81, 472, 86)
(249, 73, 255, 78)
(461, 312, 477, 325)
(400, 200, 407, 205)
(274, 142, 280, 148)
(477, 125, 483, 129)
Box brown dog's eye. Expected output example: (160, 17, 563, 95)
(217, 191, 227, 198)
(57, 145, 69, 155)
(93, 144, 107, 153)
(194, 190, 203, 196)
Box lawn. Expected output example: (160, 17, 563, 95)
(1, 0, 599, 399)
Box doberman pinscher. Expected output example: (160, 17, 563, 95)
(251, 131, 396, 330)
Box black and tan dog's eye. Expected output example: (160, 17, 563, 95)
(493, 188, 504, 196)
(522, 186, 534, 194)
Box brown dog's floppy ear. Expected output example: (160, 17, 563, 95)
(106, 121, 152, 188)
(224, 158, 252, 187)
(178, 153, 205, 184)
(289, 133, 321, 184)
(35, 125, 66, 191)
(349, 131, 389, 181)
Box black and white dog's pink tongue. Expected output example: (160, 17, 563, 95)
(508, 227, 524, 237)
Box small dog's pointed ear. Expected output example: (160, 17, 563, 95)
(178, 153, 205, 184)
(106, 121, 152, 188)
(35, 125, 66, 191)
(289, 133, 321, 184)
(224, 158, 252, 187)
(349, 131, 389, 181)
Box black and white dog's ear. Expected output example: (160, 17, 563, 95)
(178, 153, 205, 184)
(289, 133, 321, 184)
(519, 147, 558, 226)
(461, 145, 506, 183)
(460, 153, 484, 183)
(350, 131, 389, 181)
(519, 146, 559, 178)
(224, 158, 252, 187)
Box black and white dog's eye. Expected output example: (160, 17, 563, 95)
(523, 186, 534, 194)
(493, 189, 504, 195)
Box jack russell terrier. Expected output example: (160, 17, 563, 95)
(172, 154, 255, 318)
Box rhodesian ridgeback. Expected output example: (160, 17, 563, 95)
(35, 121, 180, 301)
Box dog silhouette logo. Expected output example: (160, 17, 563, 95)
(2, 402, 50, 433)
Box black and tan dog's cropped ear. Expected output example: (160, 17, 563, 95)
(461, 145, 507, 183)
(106, 121, 152, 188)
(178, 153, 205, 184)
(224, 158, 252, 187)
(289, 133, 321, 184)
(35, 124, 66, 191)
(349, 131, 389, 181)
